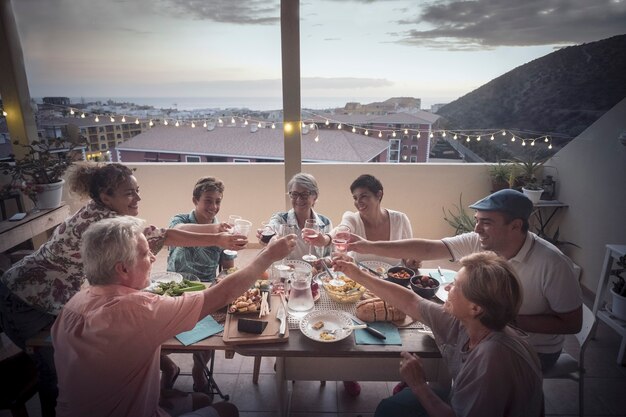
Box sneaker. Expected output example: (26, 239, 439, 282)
(343, 380, 361, 397)
(393, 381, 408, 395)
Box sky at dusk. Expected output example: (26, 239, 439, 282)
(9, 0, 626, 109)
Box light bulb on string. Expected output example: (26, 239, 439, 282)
(231, 117, 235, 124)
(203, 120, 207, 128)
(175, 120, 180, 127)
(352, 127, 356, 133)
(442, 131, 446, 137)
(325, 120, 329, 126)
(121, 116, 126, 123)
(81, 113, 85, 118)
(392, 131, 396, 137)
(365, 130, 369, 135)
(548, 144, 553, 149)
(218, 118, 223, 124)
(404, 129, 408, 135)
(70, 108, 75, 115)
(95, 116, 100, 122)
(453, 134, 458, 140)
(302, 122, 306, 129)
(429, 132, 434, 138)
(135, 118, 139, 124)
(466, 136, 470, 142)
(271, 122, 276, 129)
(164, 119, 168, 126)
(337, 123, 342, 130)
(149, 119, 154, 127)
(502, 131, 506, 136)
(544, 137, 549, 142)
(417, 132, 421, 138)
(314, 135, 319, 142)
(284, 122, 293, 133)
(191, 121, 196, 128)
(490, 135, 494, 140)
(476, 135, 481, 141)
(378, 131, 382, 138)
(522, 140, 526, 146)
(110, 116, 115, 122)
(257, 122, 262, 128)
(511, 136, 515, 142)
(309, 123, 315, 129)
(244, 120, 248, 126)
(530, 140, 535, 146)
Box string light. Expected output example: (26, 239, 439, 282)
(337, 123, 342, 130)
(352, 126, 356, 133)
(271, 122, 276, 129)
(70, 108, 75, 115)
(2, 110, 7, 117)
(94, 116, 99, 122)
(365, 129, 369, 135)
(191, 121, 196, 128)
(135, 118, 139, 124)
(392, 131, 396, 137)
(404, 129, 408, 135)
(121, 116, 126, 123)
(110, 116, 115, 123)
(175, 120, 180, 127)
(378, 131, 382, 138)
(164, 119, 168, 126)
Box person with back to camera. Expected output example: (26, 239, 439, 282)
(164, 176, 239, 395)
(333, 251, 544, 417)
(348, 189, 582, 379)
(52, 216, 297, 417)
(0, 162, 247, 416)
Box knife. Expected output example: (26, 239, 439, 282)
(276, 304, 286, 337)
(357, 261, 385, 279)
(349, 314, 387, 340)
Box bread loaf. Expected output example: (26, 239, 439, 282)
(356, 298, 406, 322)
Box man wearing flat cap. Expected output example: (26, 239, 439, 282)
(348, 189, 583, 372)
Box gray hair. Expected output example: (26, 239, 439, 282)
(81, 216, 146, 285)
(287, 173, 319, 196)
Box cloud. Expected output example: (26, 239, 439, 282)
(165, 0, 280, 25)
(393, 0, 626, 49)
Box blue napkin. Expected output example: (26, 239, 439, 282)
(175, 315, 224, 346)
(354, 322, 402, 345)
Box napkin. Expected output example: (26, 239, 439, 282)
(354, 322, 401, 345)
(175, 315, 224, 346)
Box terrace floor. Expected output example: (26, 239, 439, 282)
(2, 248, 626, 417)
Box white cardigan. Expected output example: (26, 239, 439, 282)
(339, 209, 413, 266)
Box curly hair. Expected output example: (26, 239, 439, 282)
(192, 176, 225, 200)
(68, 162, 135, 204)
(456, 251, 523, 330)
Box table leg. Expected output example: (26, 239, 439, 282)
(274, 356, 291, 417)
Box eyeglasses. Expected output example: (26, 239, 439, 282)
(288, 191, 313, 200)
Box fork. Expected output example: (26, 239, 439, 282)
(325, 324, 367, 335)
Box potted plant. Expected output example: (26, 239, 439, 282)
(521, 179, 544, 205)
(442, 194, 476, 235)
(488, 161, 513, 192)
(610, 256, 626, 321)
(0, 138, 84, 209)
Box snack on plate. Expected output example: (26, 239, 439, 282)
(312, 321, 325, 330)
(319, 331, 336, 341)
(356, 297, 406, 322)
(322, 276, 366, 303)
(228, 288, 262, 314)
(151, 279, 205, 297)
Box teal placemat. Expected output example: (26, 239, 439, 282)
(176, 315, 224, 346)
(354, 322, 402, 345)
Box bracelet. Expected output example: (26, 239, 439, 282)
(324, 233, 332, 247)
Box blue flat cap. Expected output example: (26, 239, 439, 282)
(469, 189, 533, 220)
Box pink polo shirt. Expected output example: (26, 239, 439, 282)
(52, 284, 204, 417)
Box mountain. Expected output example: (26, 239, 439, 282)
(436, 34, 626, 139)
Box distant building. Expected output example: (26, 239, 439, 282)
(42, 97, 70, 106)
(115, 124, 389, 163)
(430, 103, 448, 113)
(336, 97, 422, 115)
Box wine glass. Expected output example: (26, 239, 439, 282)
(259, 222, 277, 244)
(274, 224, 297, 271)
(328, 225, 351, 286)
(223, 215, 242, 256)
(301, 219, 320, 262)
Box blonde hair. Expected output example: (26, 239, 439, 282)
(457, 251, 522, 330)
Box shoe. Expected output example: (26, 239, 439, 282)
(164, 366, 180, 390)
(393, 381, 408, 395)
(343, 380, 361, 397)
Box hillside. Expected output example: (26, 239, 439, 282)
(437, 35, 626, 139)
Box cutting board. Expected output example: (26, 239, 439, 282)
(223, 294, 289, 344)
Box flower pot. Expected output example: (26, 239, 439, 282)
(36, 180, 65, 209)
(610, 288, 626, 321)
(522, 187, 543, 205)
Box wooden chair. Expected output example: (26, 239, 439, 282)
(0, 350, 39, 417)
(542, 304, 596, 417)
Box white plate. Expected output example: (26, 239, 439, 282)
(359, 260, 392, 276)
(418, 269, 456, 302)
(299, 310, 354, 343)
(145, 271, 183, 292)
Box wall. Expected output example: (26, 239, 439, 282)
(548, 98, 626, 293)
(63, 162, 491, 246)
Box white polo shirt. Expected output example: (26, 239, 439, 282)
(442, 231, 582, 354)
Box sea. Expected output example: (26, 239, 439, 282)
(62, 96, 392, 112)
